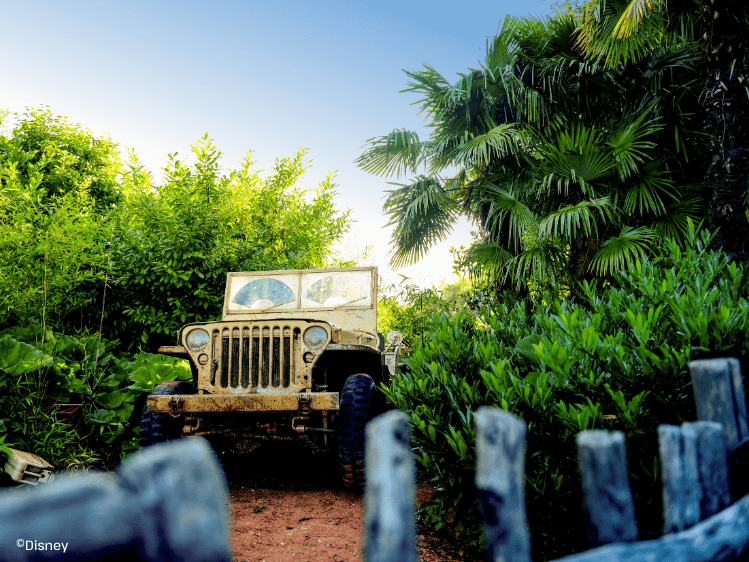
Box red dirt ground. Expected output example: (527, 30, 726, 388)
(222, 441, 482, 562)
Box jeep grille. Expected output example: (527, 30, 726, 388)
(210, 324, 302, 390)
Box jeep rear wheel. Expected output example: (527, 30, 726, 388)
(140, 381, 194, 448)
(338, 374, 374, 491)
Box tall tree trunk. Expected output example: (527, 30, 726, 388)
(703, 0, 749, 262)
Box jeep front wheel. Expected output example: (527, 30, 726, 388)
(338, 374, 374, 491)
(140, 381, 194, 448)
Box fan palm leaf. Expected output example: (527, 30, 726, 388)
(588, 225, 657, 275)
(480, 183, 538, 252)
(607, 105, 661, 179)
(383, 175, 458, 268)
(621, 160, 678, 215)
(463, 241, 515, 277)
(538, 124, 616, 195)
(438, 123, 524, 169)
(647, 197, 704, 239)
(507, 243, 565, 288)
(355, 129, 431, 178)
(538, 197, 616, 240)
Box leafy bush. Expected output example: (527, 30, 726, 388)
(384, 223, 749, 561)
(0, 108, 122, 209)
(0, 111, 116, 331)
(101, 137, 352, 351)
(377, 276, 489, 346)
(0, 325, 191, 472)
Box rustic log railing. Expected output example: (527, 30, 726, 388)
(364, 357, 749, 562)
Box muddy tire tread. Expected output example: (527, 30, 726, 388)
(338, 374, 374, 491)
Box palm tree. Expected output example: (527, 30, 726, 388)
(576, 0, 749, 261)
(356, 14, 707, 291)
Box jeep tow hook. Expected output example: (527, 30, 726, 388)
(168, 396, 184, 418)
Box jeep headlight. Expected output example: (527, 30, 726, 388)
(303, 326, 328, 350)
(185, 328, 210, 352)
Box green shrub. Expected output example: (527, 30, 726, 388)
(377, 277, 480, 346)
(384, 223, 749, 561)
(0, 110, 116, 332)
(101, 137, 351, 351)
(0, 325, 192, 472)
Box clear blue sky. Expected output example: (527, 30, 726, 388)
(1, 0, 554, 288)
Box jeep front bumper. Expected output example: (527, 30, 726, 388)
(146, 392, 340, 414)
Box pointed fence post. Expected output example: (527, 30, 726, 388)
(364, 410, 417, 562)
(475, 407, 531, 562)
(576, 430, 638, 547)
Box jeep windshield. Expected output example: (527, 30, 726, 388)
(226, 268, 374, 313)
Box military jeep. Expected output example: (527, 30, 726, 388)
(142, 266, 400, 490)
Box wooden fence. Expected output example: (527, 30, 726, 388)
(363, 357, 749, 562)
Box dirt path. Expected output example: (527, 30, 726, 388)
(222, 440, 477, 562)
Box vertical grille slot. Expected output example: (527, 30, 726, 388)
(271, 333, 281, 387)
(252, 328, 260, 387)
(212, 323, 299, 390)
(241, 328, 250, 388)
(261, 329, 270, 387)
(230, 328, 240, 388)
(283, 336, 291, 387)
(210, 332, 219, 385)
(220, 329, 230, 388)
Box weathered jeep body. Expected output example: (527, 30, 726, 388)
(144, 266, 393, 489)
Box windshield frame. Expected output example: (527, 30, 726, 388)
(223, 266, 377, 317)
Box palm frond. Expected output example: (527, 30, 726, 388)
(355, 129, 430, 178)
(576, 0, 667, 69)
(439, 123, 524, 169)
(622, 160, 678, 215)
(383, 175, 458, 268)
(507, 243, 565, 288)
(481, 183, 538, 252)
(647, 197, 704, 239)
(538, 196, 616, 240)
(607, 104, 661, 179)
(611, 0, 663, 40)
(588, 225, 657, 276)
(400, 64, 453, 118)
(538, 124, 615, 195)
(463, 240, 515, 278)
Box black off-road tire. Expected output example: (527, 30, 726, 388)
(338, 374, 375, 491)
(140, 381, 194, 448)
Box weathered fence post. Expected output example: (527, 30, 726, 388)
(364, 410, 416, 562)
(576, 430, 638, 547)
(475, 407, 531, 562)
(659, 421, 732, 534)
(689, 358, 748, 448)
(0, 436, 230, 562)
(658, 423, 702, 533)
(118, 437, 231, 562)
(690, 358, 749, 498)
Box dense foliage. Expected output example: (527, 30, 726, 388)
(0, 110, 352, 474)
(357, 11, 712, 290)
(0, 325, 192, 469)
(384, 224, 749, 560)
(102, 137, 350, 351)
(0, 110, 115, 330)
